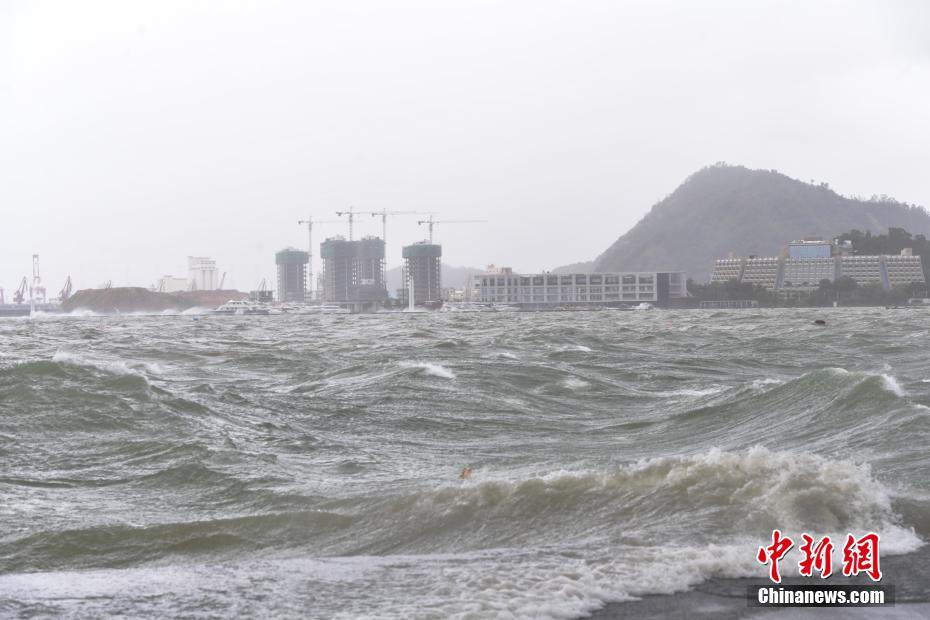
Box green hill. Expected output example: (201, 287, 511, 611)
(588, 164, 930, 281)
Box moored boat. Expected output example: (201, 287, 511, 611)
(211, 300, 270, 315)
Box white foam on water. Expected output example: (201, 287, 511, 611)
(880, 374, 907, 397)
(52, 351, 153, 380)
(660, 386, 725, 398)
(750, 377, 784, 389)
(400, 361, 456, 380)
(138, 361, 166, 375)
(64, 309, 99, 317)
(553, 344, 592, 353)
(563, 377, 590, 389)
(0, 447, 924, 619)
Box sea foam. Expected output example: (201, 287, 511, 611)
(400, 361, 456, 380)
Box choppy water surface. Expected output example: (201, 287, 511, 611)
(1, 309, 929, 618)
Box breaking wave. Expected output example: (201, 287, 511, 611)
(4, 310, 930, 617)
(399, 361, 456, 380)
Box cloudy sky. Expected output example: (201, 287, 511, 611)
(1, 0, 928, 293)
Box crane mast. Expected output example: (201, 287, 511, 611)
(298, 216, 340, 301)
(416, 215, 487, 243)
(359, 210, 436, 250)
(334, 206, 358, 240)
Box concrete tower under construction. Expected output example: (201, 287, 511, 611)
(320, 236, 387, 310)
(402, 242, 442, 307)
(276, 248, 309, 302)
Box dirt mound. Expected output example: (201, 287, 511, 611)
(62, 288, 186, 314)
(62, 288, 252, 314)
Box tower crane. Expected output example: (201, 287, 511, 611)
(334, 206, 360, 240)
(218, 272, 227, 290)
(361, 210, 436, 250)
(298, 216, 341, 301)
(416, 215, 487, 244)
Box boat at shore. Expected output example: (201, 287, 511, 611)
(211, 300, 271, 315)
(276, 303, 350, 314)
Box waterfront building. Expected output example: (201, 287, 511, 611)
(320, 236, 387, 307)
(709, 258, 743, 283)
(740, 257, 780, 289)
(710, 238, 925, 292)
(474, 270, 687, 308)
(788, 239, 832, 258)
(276, 248, 309, 302)
(781, 257, 837, 291)
(401, 242, 442, 306)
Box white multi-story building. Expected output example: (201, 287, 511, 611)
(885, 253, 925, 288)
(781, 257, 837, 290)
(710, 240, 925, 292)
(710, 258, 743, 283)
(839, 255, 883, 286)
(474, 270, 687, 307)
(188, 256, 218, 291)
(740, 257, 780, 288)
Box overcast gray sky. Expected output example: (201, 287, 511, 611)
(2, 0, 928, 292)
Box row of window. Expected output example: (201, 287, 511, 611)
(484, 292, 657, 302)
(481, 285, 654, 295)
(479, 274, 666, 287)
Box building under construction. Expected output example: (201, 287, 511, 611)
(276, 248, 309, 302)
(401, 242, 442, 307)
(320, 236, 387, 310)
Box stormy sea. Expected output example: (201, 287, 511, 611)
(1, 309, 928, 618)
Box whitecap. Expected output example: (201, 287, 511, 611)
(660, 386, 725, 398)
(880, 374, 906, 397)
(400, 361, 456, 380)
(750, 377, 783, 389)
(52, 351, 145, 378)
